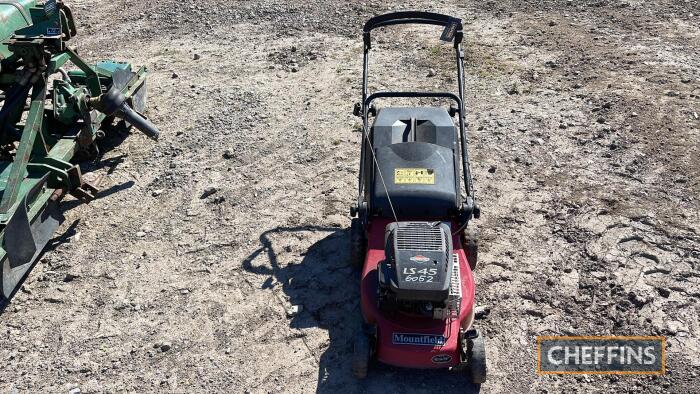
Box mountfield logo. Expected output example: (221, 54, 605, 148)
(537, 336, 666, 375)
(393, 333, 446, 346)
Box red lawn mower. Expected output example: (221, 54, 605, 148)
(349, 12, 486, 383)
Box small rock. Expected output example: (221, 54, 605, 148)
(193, 53, 201, 60)
(136, 231, 146, 238)
(474, 305, 490, 319)
(151, 190, 163, 197)
(286, 305, 302, 317)
(200, 186, 218, 199)
(657, 287, 671, 298)
(222, 149, 235, 159)
(64, 273, 79, 283)
(160, 342, 172, 352)
(171, 73, 178, 79)
(290, 65, 299, 73)
(113, 300, 130, 311)
(631, 112, 638, 117)
(666, 320, 687, 336)
(488, 165, 497, 174)
(69, 388, 81, 394)
(628, 292, 651, 308)
(427, 68, 437, 77)
(596, 117, 606, 124)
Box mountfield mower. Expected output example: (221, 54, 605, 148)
(349, 12, 486, 383)
(1, 0, 159, 302)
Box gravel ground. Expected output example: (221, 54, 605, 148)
(1, 0, 698, 393)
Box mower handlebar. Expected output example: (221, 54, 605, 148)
(363, 11, 463, 49)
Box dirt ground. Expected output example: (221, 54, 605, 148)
(1, 0, 699, 392)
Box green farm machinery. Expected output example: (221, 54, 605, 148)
(0, 0, 159, 301)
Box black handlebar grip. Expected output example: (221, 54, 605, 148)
(119, 103, 160, 140)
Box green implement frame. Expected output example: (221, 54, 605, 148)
(0, 0, 158, 301)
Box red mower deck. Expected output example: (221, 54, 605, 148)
(360, 218, 476, 369)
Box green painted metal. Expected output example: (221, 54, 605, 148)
(0, 78, 47, 218)
(64, 47, 105, 95)
(0, 0, 157, 301)
(13, 2, 63, 40)
(0, 0, 36, 59)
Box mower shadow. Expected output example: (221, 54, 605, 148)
(242, 226, 480, 394)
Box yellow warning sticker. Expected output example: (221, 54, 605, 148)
(394, 168, 436, 185)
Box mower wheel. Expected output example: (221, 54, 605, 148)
(467, 332, 487, 384)
(350, 219, 366, 270)
(462, 230, 478, 271)
(352, 332, 371, 379)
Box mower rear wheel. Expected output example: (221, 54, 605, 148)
(467, 332, 487, 384)
(352, 332, 371, 379)
(350, 219, 366, 270)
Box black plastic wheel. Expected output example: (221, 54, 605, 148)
(352, 332, 371, 379)
(461, 229, 478, 271)
(350, 218, 366, 270)
(467, 332, 487, 384)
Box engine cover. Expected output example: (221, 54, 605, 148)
(379, 221, 453, 302)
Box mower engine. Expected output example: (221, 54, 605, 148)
(379, 222, 461, 320)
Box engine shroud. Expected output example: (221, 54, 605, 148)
(379, 222, 453, 303)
